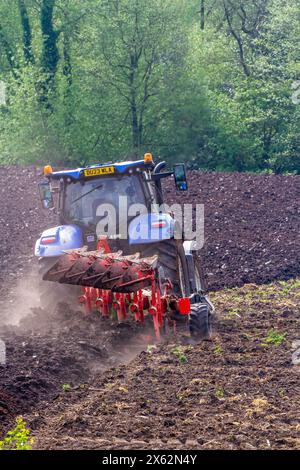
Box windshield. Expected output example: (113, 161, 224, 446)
(63, 174, 146, 227)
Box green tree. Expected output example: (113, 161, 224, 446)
(0, 0, 298, 172)
(84, 0, 188, 156)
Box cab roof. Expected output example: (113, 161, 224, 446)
(47, 159, 154, 180)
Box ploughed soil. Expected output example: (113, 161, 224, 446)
(0, 302, 148, 438)
(164, 171, 300, 291)
(27, 280, 300, 450)
(0, 165, 299, 449)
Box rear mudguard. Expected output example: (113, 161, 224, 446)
(35, 225, 83, 257)
(128, 213, 175, 244)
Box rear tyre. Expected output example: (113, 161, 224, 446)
(38, 257, 80, 312)
(140, 239, 190, 296)
(189, 303, 212, 340)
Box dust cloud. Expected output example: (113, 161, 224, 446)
(0, 269, 40, 326)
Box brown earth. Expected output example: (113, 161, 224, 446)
(0, 166, 299, 448)
(164, 171, 300, 290)
(28, 280, 300, 450)
(0, 301, 149, 437)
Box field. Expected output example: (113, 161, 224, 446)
(0, 167, 299, 449)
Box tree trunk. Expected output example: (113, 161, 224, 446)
(223, 0, 250, 77)
(200, 0, 205, 30)
(40, 0, 59, 105)
(18, 0, 34, 64)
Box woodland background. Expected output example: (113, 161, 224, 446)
(0, 0, 299, 173)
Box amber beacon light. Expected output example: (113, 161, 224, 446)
(43, 165, 53, 176)
(144, 153, 153, 163)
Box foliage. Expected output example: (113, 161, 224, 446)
(0, 0, 299, 172)
(215, 388, 225, 399)
(0, 417, 33, 450)
(262, 329, 287, 347)
(62, 383, 71, 391)
(213, 344, 223, 355)
(146, 344, 157, 354)
(170, 345, 188, 363)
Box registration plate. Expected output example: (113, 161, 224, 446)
(84, 166, 115, 177)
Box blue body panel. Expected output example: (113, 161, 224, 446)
(35, 225, 83, 257)
(35, 215, 175, 258)
(49, 160, 147, 180)
(128, 213, 174, 244)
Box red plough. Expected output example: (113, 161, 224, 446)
(43, 245, 190, 340)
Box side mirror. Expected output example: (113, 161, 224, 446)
(38, 181, 54, 209)
(173, 163, 188, 191)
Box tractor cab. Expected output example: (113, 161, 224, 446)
(37, 154, 188, 255)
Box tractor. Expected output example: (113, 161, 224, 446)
(36, 153, 214, 340)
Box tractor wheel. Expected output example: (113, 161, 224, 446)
(140, 239, 190, 297)
(38, 257, 80, 312)
(189, 303, 212, 340)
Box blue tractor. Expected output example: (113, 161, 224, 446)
(36, 153, 214, 340)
